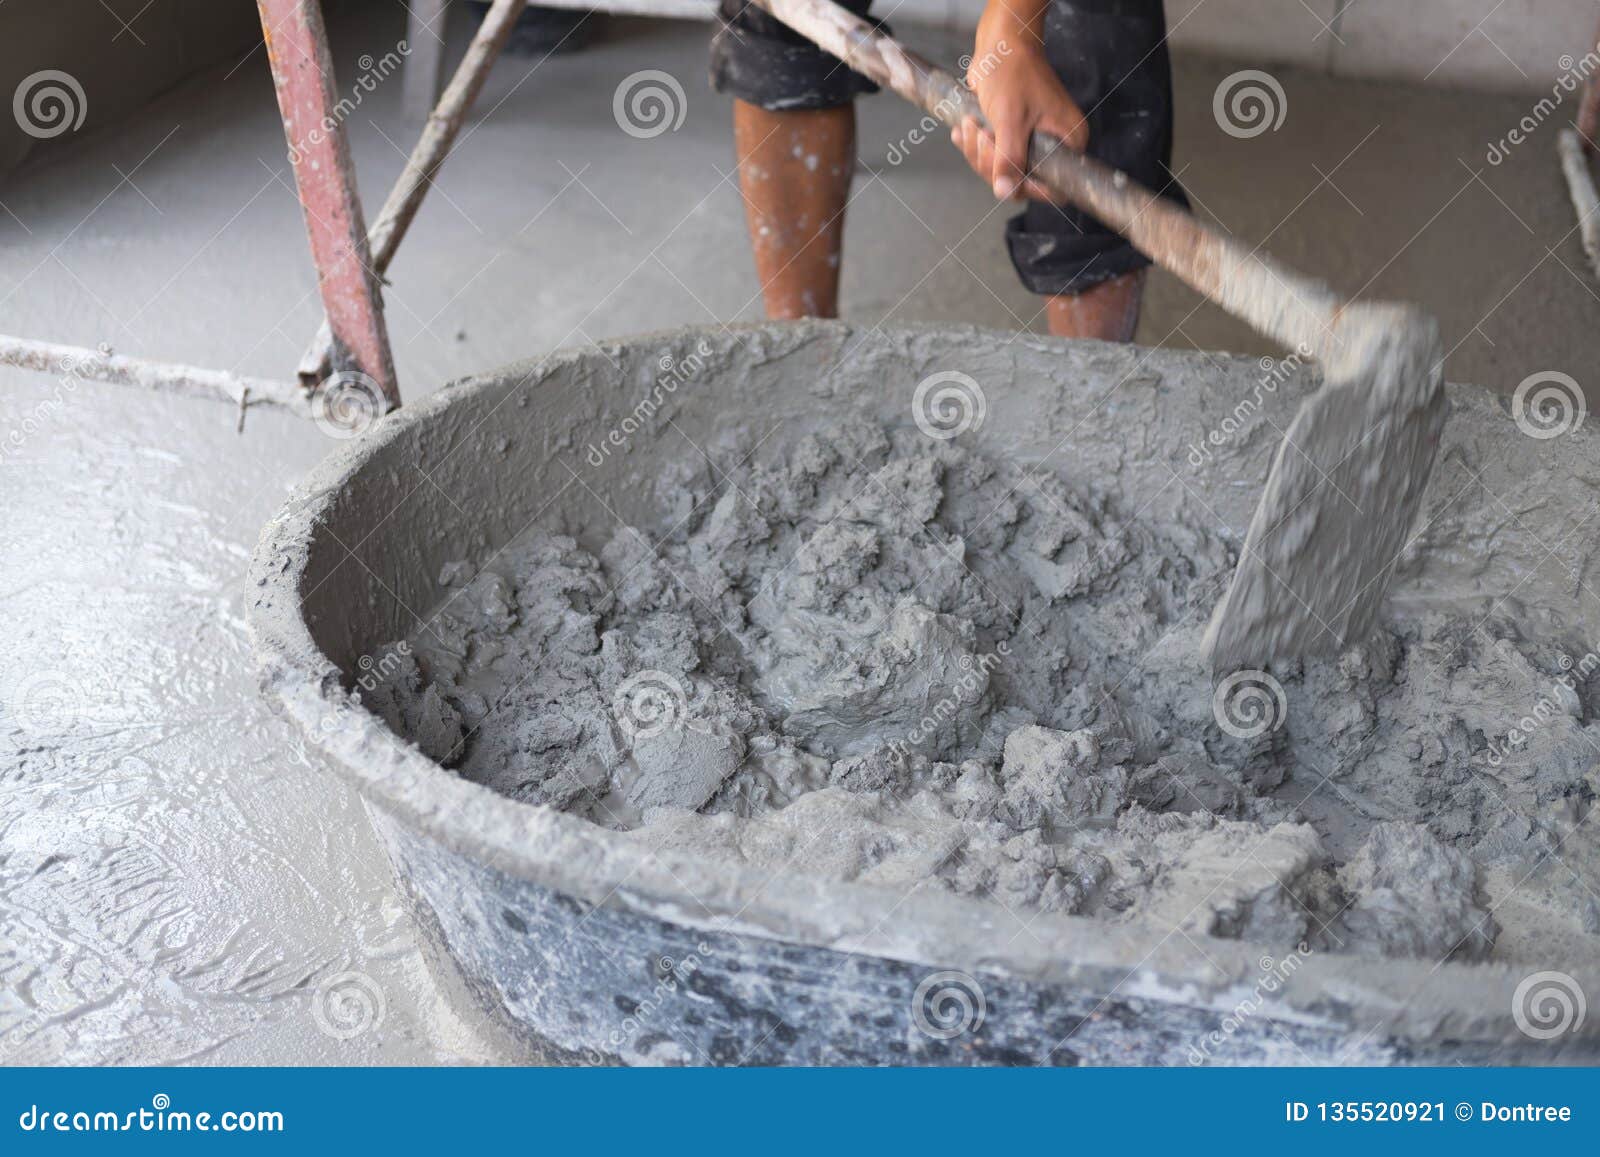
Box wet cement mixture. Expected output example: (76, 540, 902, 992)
(366, 419, 1598, 966)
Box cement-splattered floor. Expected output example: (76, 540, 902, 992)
(1, 8, 1595, 1065)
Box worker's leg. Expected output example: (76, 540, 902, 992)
(1047, 270, 1145, 341)
(711, 0, 881, 320)
(732, 101, 854, 319)
(1013, 0, 1186, 342)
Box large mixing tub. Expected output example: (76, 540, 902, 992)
(249, 322, 1600, 1065)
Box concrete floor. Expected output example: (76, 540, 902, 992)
(1, 7, 1596, 1065)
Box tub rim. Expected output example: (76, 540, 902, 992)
(247, 319, 1600, 1056)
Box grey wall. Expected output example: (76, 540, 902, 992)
(891, 0, 1600, 94)
(0, 0, 263, 177)
(547, 0, 1600, 95)
(1165, 0, 1600, 93)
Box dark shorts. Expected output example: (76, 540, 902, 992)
(710, 0, 1188, 295)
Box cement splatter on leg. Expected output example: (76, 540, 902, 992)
(733, 100, 854, 320)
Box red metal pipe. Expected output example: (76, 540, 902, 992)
(257, 0, 399, 403)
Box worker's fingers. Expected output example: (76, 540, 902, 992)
(952, 118, 1038, 203)
(1011, 98, 1090, 204)
(988, 100, 1030, 201)
(951, 121, 972, 176)
(954, 117, 1049, 202)
(961, 119, 984, 175)
(1016, 136, 1069, 204)
(973, 130, 1000, 189)
(952, 118, 992, 190)
(1017, 174, 1058, 204)
(980, 126, 1017, 201)
(1038, 95, 1091, 155)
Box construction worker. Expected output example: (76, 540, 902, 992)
(710, 0, 1186, 340)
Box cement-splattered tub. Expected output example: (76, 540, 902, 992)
(248, 321, 1600, 1065)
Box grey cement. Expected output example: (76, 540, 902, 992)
(4, 5, 1600, 1065)
(373, 406, 1585, 967)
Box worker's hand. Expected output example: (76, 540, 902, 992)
(953, 3, 1088, 202)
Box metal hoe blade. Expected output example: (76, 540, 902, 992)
(1203, 305, 1448, 674)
